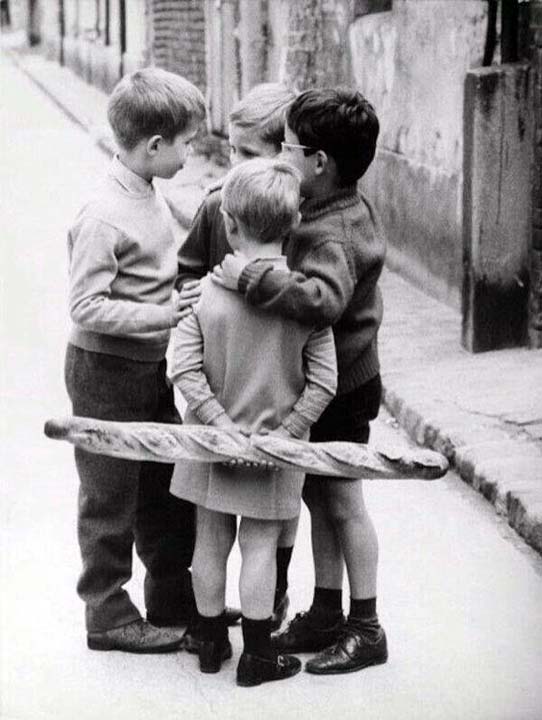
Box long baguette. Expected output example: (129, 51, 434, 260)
(44, 416, 448, 480)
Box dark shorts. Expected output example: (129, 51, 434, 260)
(309, 373, 382, 445)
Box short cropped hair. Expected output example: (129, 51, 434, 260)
(108, 67, 206, 150)
(229, 83, 297, 151)
(287, 88, 379, 185)
(221, 158, 301, 244)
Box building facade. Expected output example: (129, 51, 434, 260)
(24, 0, 542, 351)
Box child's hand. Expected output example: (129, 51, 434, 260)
(269, 425, 296, 440)
(211, 252, 250, 290)
(170, 281, 201, 327)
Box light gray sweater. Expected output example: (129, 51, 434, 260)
(67, 156, 178, 361)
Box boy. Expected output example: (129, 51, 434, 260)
(176, 83, 297, 639)
(213, 88, 388, 675)
(170, 158, 337, 686)
(65, 68, 205, 653)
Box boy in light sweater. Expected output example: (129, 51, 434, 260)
(65, 68, 205, 653)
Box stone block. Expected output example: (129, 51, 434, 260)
(462, 64, 533, 351)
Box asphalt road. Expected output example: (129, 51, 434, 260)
(1, 53, 542, 720)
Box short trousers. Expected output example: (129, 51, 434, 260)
(309, 373, 382, 445)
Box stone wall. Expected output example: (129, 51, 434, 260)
(351, 0, 488, 309)
(530, 0, 542, 347)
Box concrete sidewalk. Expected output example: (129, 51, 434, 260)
(4, 37, 541, 556)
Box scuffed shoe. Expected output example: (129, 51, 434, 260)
(305, 620, 388, 675)
(272, 610, 344, 654)
(87, 619, 183, 653)
(236, 652, 302, 687)
(270, 593, 290, 632)
(199, 636, 233, 673)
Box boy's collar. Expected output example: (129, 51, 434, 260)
(301, 185, 358, 219)
(110, 155, 154, 196)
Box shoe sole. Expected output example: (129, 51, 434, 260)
(87, 638, 182, 653)
(305, 654, 388, 675)
(199, 644, 233, 673)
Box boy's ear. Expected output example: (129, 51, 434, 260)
(146, 135, 163, 156)
(292, 211, 302, 229)
(221, 209, 239, 236)
(314, 149, 329, 176)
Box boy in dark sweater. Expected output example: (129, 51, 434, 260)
(213, 88, 388, 675)
(65, 68, 206, 653)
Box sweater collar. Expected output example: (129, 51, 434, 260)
(110, 155, 154, 197)
(300, 185, 358, 221)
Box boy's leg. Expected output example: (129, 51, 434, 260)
(65, 346, 171, 634)
(237, 517, 302, 687)
(191, 506, 236, 673)
(192, 506, 236, 616)
(272, 517, 299, 630)
(134, 362, 197, 624)
(305, 375, 388, 674)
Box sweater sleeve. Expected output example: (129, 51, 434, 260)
(238, 240, 355, 329)
(280, 327, 338, 438)
(169, 310, 228, 424)
(68, 218, 175, 334)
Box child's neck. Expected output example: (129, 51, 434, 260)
(303, 173, 342, 202)
(117, 150, 154, 183)
(236, 234, 283, 261)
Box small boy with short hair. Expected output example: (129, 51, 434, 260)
(65, 67, 205, 653)
(214, 88, 388, 675)
(170, 158, 337, 686)
(176, 82, 297, 639)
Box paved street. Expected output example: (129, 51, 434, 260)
(1, 53, 542, 720)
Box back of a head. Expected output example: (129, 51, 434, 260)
(107, 67, 206, 151)
(287, 88, 379, 186)
(221, 158, 301, 243)
(229, 83, 297, 150)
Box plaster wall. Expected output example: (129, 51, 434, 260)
(350, 0, 487, 308)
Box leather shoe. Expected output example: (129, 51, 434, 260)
(305, 621, 388, 674)
(270, 593, 290, 632)
(272, 610, 344, 654)
(87, 619, 183, 653)
(236, 652, 302, 687)
(199, 636, 233, 673)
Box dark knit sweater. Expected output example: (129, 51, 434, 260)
(176, 187, 231, 289)
(239, 187, 386, 394)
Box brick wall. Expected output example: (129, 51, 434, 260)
(150, 0, 207, 93)
(530, 1, 542, 347)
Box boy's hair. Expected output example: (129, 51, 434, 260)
(221, 158, 300, 244)
(108, 67, 206, 150)
(229, 83, 297, 150)
(287, 88, 379, 185)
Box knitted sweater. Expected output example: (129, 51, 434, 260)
(176, 187, 230, 289)
(239, 187, 386, 394)
(68, 157, 178, 362)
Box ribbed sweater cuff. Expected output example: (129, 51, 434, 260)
(193, 397, 227, 425)
(281, 410, 311, 439)
(238, 261, 272, 295)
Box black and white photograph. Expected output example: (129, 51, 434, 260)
(1, 1, 542, 719)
